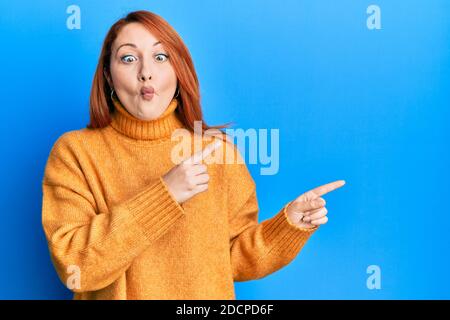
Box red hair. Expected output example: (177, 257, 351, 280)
(87, 10, 233, 137)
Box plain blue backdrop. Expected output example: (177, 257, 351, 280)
(0, 0, 449, 299)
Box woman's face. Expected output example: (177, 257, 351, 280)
(107, 22, 177, 120)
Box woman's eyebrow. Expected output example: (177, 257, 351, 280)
(115, 41, 161, 54)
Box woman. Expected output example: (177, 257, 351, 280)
(41, 10, 345, 300)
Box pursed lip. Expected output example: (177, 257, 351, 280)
(140, 86, 155, 95)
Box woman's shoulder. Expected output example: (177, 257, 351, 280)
(49, 126, 109, 155)
(43, 129, 86, 185)
(48, 129, 80, 156)
(46, 128, 94, 163)
(43, 127, 109, 184)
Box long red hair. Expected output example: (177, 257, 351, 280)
(87, 10, 233, 137)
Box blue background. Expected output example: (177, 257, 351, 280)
(0, 0, 449, 299)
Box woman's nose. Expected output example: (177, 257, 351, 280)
(138, 62, 152, 81)
(138, 72, 151, 81)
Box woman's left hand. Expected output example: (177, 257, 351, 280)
(285, 180, 346, 229)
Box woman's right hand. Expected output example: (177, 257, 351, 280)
(162, 139, 223, 204)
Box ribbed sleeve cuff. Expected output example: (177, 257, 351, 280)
(125, 176, 185, 243)
(262, 201, 319, 259)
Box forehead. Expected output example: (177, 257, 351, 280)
(114, 22, 159, 49)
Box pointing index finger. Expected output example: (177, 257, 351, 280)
(309, 180, 346, 198)
(297, 180, 346, 202)
(202, 139, 222, 159)
(185, 139, 222, 165)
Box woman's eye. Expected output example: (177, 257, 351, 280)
(121, 55, 137, 63)
(155, 53, 169, 62)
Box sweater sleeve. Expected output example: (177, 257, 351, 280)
(226, 146, 319, 282)
(41, 132, 185, 293)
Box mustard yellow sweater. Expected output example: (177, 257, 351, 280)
(41, 96, 319, 300)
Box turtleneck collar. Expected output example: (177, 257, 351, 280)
(110, 94, 186, 140)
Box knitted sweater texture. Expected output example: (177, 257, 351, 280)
(41, 96, 318, 299)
